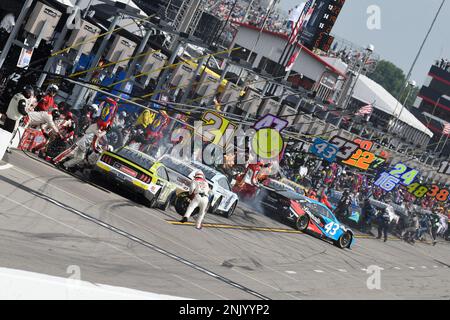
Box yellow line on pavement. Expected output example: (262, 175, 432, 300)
(167, 220, 407, 241)
(168, 220, 303, 234)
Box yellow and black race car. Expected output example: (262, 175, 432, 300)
(92, 146, 178, 209)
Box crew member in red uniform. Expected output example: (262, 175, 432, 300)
(35, 84, 58, 112)
(232, 161, 270, 200)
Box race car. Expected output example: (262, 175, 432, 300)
(257, 185, 355, 249)
(93, 146, 178, 209)
(158, 155, 239, 218)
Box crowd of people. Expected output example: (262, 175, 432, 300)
(278, 150, 450, 244)
(1, 78, 449, 243)
(203, 0, 288, 40)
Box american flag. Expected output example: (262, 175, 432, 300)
(443, 122, 450, 135)
(289, 0, 315, 44)
(285, 50, 300, 72)
(355, 104, 373, 116)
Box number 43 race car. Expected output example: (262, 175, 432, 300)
(258, 186, 355, 249)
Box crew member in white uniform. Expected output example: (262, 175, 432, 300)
(2, 86, 34, 133)
(53, 123, 109, 169)
(25, 109, 61, 135)
(180, 170, 212, 229)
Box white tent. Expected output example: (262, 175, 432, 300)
(55, 0, 74, 6)
(352, 74, 433, 137)
(77, 0, 147, 17)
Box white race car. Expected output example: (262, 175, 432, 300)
(159, 155, 239, 218)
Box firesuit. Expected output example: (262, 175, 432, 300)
(232, 162, 265, 200)
(35, 84, 58, 112)
(180, 171, 212, 229)
(53, 123, 108, 169)
(1, 86, 34, 133)
(25, 110, 61, 134)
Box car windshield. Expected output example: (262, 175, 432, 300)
(116, 147, 155, 170)
(159, 157, 194, 178)
(264, 179, 294, 191)
(303, 201, 334, 220)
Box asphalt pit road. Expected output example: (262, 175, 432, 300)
(221, 258, 264, 271)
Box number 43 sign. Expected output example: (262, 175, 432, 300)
(310, 138, 338, 162)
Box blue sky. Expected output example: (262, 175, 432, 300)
(278, 0, 450, 85)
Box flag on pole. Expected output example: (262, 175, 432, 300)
(442, 122, 450, 135)
(355, 104, 373, 116)
(285, 50, 300, 72)
(289, 0, 315, 44)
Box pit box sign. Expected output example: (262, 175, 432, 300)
(374, 163, 419, 192)
(310, 138, 338, 163)
(438, 161, 450, 175)
(329, 136, 376, 170)
(406, 183, 450, 202)
(252, 114, 288, 160)
(197, 111, 237, 146)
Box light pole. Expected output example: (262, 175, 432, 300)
(401, 80, 416, 108)
(336, 44, 374, 127)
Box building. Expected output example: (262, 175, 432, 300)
(230, 22, 347, 101)
(413, 62, 450, 158)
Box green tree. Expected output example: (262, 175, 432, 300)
(368, 60, 418, 107)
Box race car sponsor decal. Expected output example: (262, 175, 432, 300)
(148, 184, 162, 195)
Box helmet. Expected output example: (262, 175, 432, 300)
(47, 84, 59, 95)
(65, 111, 73, 120)
(51, 109, 61, 120)
(120, 111, 127, 118)
(22, 85, 34, 99)
(194, 170, 205, 179)
(89, 104, 99, 114)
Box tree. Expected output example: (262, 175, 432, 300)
(368, 60, 418, 107)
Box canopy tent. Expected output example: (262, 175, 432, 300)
(78, 0, 147, 17)
(352, 74, 433, 137)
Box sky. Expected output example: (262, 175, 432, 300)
(278, 0, 450, 86)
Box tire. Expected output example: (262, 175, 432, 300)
(107, 128, 123, 150)
(296, 215, 309, 231)
(147, 189, 161, 208)
(335, 232, 353, 249)
(159, 192, 175, 211)
(209, 196, 222, 214)
(223, 201, 237, 219)
(174, 192, 199, 216)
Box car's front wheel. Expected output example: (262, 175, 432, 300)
(147, 189, 161, 208)
(223, 201, 237, 218)
(335, 232, 353, 249)
(159, 192, 175, 211)
(296, 215, 309, 231)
